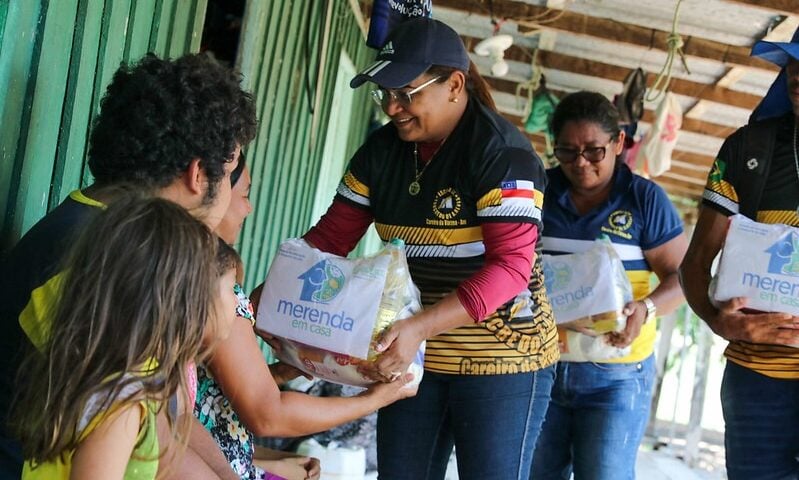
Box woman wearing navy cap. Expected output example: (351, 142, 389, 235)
(303, 17, 558, 480)
(531, 91, 687, 480)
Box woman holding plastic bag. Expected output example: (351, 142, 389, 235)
(300, 18, 558, 480)
(531, 91, 687, 480)
(193, 157, 416, 480)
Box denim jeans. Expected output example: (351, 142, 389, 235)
(722, 361, 799, 480)
(376, 366, 556, 480)
(531, 355, 655, 480)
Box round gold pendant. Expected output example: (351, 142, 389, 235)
(408, 181, 421, 196)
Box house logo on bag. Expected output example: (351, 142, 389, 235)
(765, 232, 799, 277)
(298, 260, 346, 303)
(543, 261, 571, 292)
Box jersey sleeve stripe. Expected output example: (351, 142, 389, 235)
(335, 172, 370, 207)
(406, 242, 486, 258)
(702, 189, 738, 214)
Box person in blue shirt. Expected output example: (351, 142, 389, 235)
(531, 91, 688, 480)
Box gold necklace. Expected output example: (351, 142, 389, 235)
(408, 143, 438, 196)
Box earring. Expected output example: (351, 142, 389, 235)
(450, 98, 459, 103)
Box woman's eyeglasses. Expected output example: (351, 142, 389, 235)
(553, 144, 612, 164)
(370, 76, 442, 109)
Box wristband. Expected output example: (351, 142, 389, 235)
(642, 297, 657, 322)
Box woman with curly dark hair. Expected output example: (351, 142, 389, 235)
(0, 52, 257, 478)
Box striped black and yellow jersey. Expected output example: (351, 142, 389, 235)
(703, 114, 799, 379)
(335, 100, 559, 375)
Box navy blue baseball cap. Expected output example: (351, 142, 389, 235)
(350, 18, 470, 89)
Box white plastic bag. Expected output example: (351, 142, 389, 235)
(543, 237, 633, 335)
(713, 214, 799, 317)
(557, 328, 631, 362)
(257, 238, 425, 386)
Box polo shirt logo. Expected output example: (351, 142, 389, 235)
(432, 188, 462, 221)
(600, 210, 633, 240)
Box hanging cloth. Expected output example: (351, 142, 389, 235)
(524, 78, 559, 134)
(366, 0, 432, 49)
(524, 76, 559, 161)
(634, 92, 682, 177)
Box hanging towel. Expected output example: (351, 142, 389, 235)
(634, 92, 682, 177)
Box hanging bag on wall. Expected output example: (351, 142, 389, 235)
(614, 68, 647, 124)
(634, 92, 682, 177)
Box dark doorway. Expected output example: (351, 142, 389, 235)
(200, 0, 246, 67)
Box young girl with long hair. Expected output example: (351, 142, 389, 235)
(12, 194, 238, 480)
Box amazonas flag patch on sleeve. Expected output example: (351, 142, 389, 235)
(477, 180, 542, 221)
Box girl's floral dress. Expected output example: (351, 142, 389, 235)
(194, 283, 264, 479)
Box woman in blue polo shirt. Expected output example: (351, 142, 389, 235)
(531, 91, 688, 480)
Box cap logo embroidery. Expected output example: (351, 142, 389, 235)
(380, 41, 395, 56)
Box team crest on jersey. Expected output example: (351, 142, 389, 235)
(601, 210, 633, 239)
(432, 188, 462, 220)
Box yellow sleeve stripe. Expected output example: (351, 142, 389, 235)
(476, 188, 545, 210)
(705, 179, 738, 203)
(342, 172, 369, 197)
(476, 189, 502, 210)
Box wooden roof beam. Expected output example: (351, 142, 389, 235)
(436, 0, 778, 73)
(485, 77, 737, 140)
(462, 36, 762, 111)
(652, 176, 704, 200)
(514, 122, 716, 172)
(522, 127, 704, 200)
(723, 0, 799, 17)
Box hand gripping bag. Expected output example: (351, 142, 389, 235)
(557, 328, 631, 362)
(257, 238, 424, 386)
(542, 237, 634, 335)
(712, 214, 799, 319)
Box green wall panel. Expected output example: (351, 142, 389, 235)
(236, 0, 375, 289)
(0, 0, 208, 250)
(0, 0, 375, 277)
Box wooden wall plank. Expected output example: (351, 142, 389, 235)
(50, 0, 104, 206)
(0, 0, 42, 247)
(124, 0, 157, 61)
(13, 0, 79, 237)
(1, 0, 207, 249)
